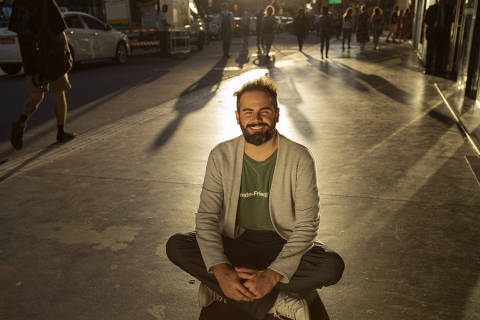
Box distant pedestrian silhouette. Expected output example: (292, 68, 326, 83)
(318, 7, 334, 59)
(370, 7, 384, 50)
(356, 5, 370, 50)
(342, 8, 353, 50)
(293, 8, 309, 51)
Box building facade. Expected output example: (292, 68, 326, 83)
(412, 0, 480, 102)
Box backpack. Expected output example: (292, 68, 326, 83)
(221, 12, 231, 35)
(32, 0, 72, 82)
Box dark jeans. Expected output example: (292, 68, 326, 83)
(296, 34, 305, 50)
(426, 32, 450, 75)
(320, 34, 330, 56)
(159, 31, 169, 55)
(222, 36, 232, 57)
(342, 28, 352, 48)
(166, 230, 344, 320)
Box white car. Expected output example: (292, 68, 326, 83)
(0, 11, 130, 75)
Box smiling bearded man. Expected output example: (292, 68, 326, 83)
(166, 77, 344, 320)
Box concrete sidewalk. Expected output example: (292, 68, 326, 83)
(1, 41, 480, 320)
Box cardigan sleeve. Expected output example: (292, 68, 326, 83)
(268, 148, 320, 283)
(195, 149, 231, 273)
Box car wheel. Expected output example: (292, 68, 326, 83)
(115, 42, 128, 64)
(0, 64, 22, 75)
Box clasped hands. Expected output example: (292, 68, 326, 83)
(212, 263, 282, 302)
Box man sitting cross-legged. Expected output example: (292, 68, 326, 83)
(166, 77, 344, 320)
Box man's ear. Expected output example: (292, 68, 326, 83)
(275, 108, 280, 123)
(236, 110, 240, 124)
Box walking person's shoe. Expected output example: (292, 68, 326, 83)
(268, 291, 311, 320)
(198, 282, 226, 308)
(56, 130, 76, 143)
(10, 121, 25, 150)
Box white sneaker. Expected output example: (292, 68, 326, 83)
(198, 282, 226, 308)
(268, 291, 311, 320)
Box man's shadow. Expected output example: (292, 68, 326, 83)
(149, 58, 227, 150)
(199, 290, 330, 320)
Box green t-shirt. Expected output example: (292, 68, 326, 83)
(237, 150, 278, 231)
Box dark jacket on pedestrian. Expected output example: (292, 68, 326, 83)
(293, 14, 309, 36)
(8, 0, 66, 75)
(356, 11, 370, 43)
(318, 13, 334, 37)
(424, 2, 454, 41)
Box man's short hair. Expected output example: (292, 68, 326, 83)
(162, 4, 168, 11)
(233, 77, 278, 112)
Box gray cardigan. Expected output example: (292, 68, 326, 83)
(195, 133, 320, 284)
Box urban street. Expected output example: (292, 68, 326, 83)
(1, 33, 480, 320)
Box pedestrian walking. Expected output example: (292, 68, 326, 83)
(385, 5, 400, 43)
(400, 7, 413, 41)
(318, 7, 334, 59)
(262, 6, 276, 59)
(356, 5, 370, 50)
(8, 0, 75, 150)
(424, 0, 455, 76)
(166, 76, 345, 320)
(293, 8, 309, 51)
(157, 4, 171, 56)
(255, 8, 264, 54)
(240, 10, 250, 50)
(219, 2, 234, 58)
(342, 8, 353, 50)
(370, 7, 384, 50)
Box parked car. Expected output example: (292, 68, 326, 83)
(0, 11, 131, 75)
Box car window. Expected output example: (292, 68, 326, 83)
(82, 16, 106, 30)
(64, 15, 85, 29)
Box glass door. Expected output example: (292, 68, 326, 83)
(456, 0, 478, 89)
(465, 0, 479, 99)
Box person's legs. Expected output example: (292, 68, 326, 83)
(347, 29, 352, 48)
(10, 76, 45, 149)
(160, 31, 169, 55)
(53, 90, 67, 126)
(222, 36, 231, 57)
(166, 232, 278, 320)
(342, 29, 346, 49)
(297, 34, 303, 51)
(51, 74, 74, 142)
(320, 35, 325, 58)
(275, 242, 345, 293)
(325, 35, 330, 57)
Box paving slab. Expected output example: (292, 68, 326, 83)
(1, 43, 480, 320)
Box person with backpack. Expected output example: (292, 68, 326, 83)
(219, 2, 234, 58)
(262, 5, 276, 59)
(8, 0, 74, 150)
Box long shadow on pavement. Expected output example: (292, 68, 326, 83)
(0, 54, 180, 158)
(150, 58, 227, 150)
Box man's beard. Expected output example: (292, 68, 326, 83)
(239, 120, 276, 146)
